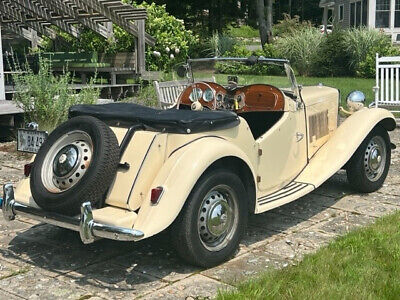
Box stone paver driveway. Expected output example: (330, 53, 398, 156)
(0, 130, 399, 299)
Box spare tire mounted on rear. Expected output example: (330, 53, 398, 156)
(30, 116, 120, 216)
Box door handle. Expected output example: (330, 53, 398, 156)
(296, 132, 304, 142)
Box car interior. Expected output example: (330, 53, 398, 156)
(177, 80, 286, 139)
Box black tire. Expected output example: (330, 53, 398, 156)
(30, 116, 120, 216)
(346, 126, 391, 193)
(171, 169, 248, 267)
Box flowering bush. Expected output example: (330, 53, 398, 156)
(134, 1, 198, 71)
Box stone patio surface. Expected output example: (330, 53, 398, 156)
(0, 130, 399, 299)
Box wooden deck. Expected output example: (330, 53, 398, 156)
(0, 100, 23, 115)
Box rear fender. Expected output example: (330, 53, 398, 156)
(297, 108, 395, 187)
(133, 136, 256, 238)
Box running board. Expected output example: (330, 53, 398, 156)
(257, 181, 314, 209)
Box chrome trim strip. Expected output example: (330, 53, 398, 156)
(2, 184, 144, 244)
(257, 181, 311, 205)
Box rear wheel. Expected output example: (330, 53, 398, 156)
(30, 116, 120, 216)
(346, 126, 391, 193)
(171, 169, 248, 267)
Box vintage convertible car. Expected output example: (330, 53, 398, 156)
(2, 57, 396, 267)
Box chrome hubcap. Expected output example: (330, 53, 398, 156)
(364, 136, 386, 182)
(53, 145, 79, 177)
(198, 185, 238, 252)
(41, 131, 93, 193)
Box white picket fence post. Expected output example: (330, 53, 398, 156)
(373, 53, 400, 112)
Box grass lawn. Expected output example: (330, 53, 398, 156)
(217, 211, 400, 300)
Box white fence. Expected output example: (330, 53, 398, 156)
(374, 53, 400, 112)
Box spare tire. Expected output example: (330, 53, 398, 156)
(30, 116, 120, 216)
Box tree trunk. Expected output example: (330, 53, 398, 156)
(257, 0, 268, 46)
(266, 0, 273, 43)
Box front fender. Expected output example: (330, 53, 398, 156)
(133, 136, 256, 238)
(297, 107, 395, 187)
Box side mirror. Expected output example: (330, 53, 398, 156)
(177, 65, 188, 78)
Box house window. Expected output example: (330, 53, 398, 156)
(376, 0, 390, 28)
(395, 0, 400, 27)
(356, 1, 362, 26)
(339, 4, 344, 22)
(362, 0, 368, 26)
(350, 1, 367, 27)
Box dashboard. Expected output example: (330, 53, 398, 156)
(177, 81, 285, 112)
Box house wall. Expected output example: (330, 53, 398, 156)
(334, 0, 352, 28)
(328, 0, 400, 43)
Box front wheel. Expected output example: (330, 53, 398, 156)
(171, 169, 248, 267)
(346, 126, 391, 193)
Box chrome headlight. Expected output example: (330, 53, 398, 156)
(203, 88, 214, 102)
(346, 90, 365, 111)
(189, 88, 203, 102)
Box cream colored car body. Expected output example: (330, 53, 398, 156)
(13, 84, 396, 240)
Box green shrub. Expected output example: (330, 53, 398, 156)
(312, 30, 352, 77)
(225, 25, 259, 39)
(208, 32, 236, 57)
(343, 28, 400, 77)
(224, 45, 252, 58)
(275, 27, 323, 76)
(215, 44, 282, 75)
(262, 43, 279, 58)
(11, 57, 98, 132)
(188, 38, 213, 58)
(273, 14, 313, 37)
(122, 82, 158, 107)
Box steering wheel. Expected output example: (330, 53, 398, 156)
(177, 82, 217, 110)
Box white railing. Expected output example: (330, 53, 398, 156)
(374, 53, 400, 112)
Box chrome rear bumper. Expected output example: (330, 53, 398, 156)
(2, 184, 144, 244)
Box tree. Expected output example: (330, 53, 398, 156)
(266, 0, 273, 43)
(257, 0, 273, 47)
(257, 0, 268, 46)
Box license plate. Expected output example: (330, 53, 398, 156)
(17, 129, 48, 153)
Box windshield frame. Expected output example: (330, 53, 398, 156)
(181, 57, 298, 95)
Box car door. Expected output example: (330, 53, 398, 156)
(256, 66, 308, 193)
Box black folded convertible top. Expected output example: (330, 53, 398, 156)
(69, 103, 240, 134)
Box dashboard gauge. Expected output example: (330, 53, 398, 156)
(216, 93, 224, 102)
(189, 88, 203, 102)
(203, 88, 214, 102)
